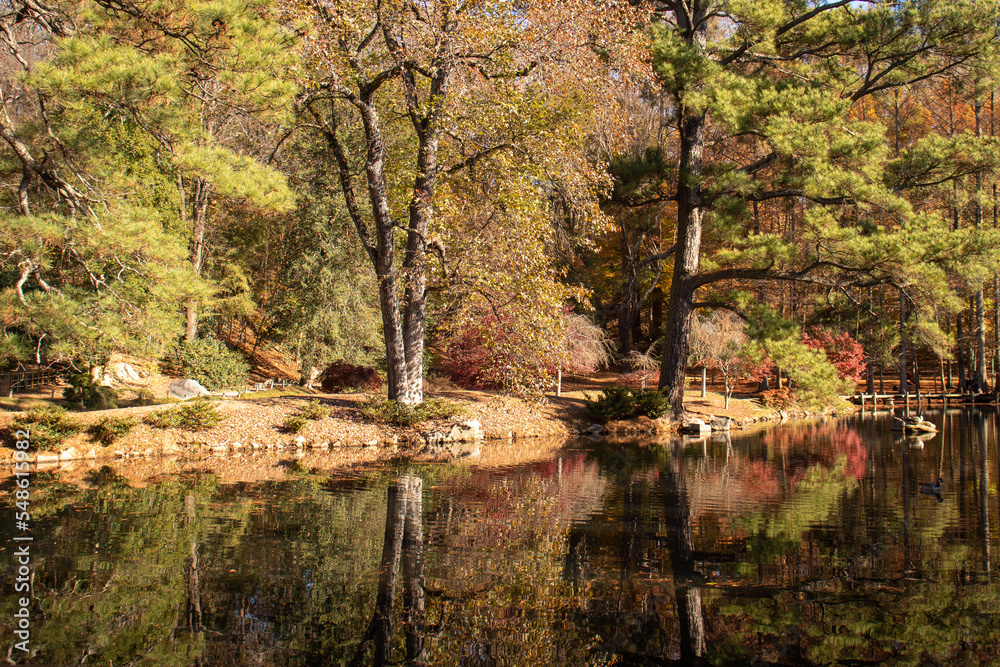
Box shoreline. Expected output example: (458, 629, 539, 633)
(1, 377, 859, 478)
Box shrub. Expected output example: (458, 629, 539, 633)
(300, 399, 331, 420)
(144, 401, 222, 431)
(801, 328, 866, 383)
(586, 386, 670, 423)
(360, 397, 464, 426)
(320, 361, 382, 393)
(758, 387, 797, 409)
(168, 338, 249, 390)
(89, 416, 136, 445)
(11, 406, 82, 450)
(616, 370, 660, 389)
(283, 415, 309, 433)
(63, 371, 118, 411)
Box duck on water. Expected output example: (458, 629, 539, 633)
(891, 414, 938, 434)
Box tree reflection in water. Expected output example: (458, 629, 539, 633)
(3, 411, 1000, 665)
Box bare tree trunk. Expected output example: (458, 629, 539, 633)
(974, 100, 988, 392)
(658, 1, 708, 419)
(185, 178, 210, 342)
(650, 287, 663, 344)
(957, 313, 967, 393)
(899, 289, 908, 405)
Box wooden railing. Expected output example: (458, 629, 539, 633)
(0, 368, 63, 397)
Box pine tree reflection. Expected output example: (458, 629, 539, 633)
(660, 440, 708, 665)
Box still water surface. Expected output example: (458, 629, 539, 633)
(2, 409, 999, 666)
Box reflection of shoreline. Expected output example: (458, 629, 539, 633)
(8, 410, 998, 667)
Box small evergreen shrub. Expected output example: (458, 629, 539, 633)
(586, 386, 670, 423)
(63, 371, 118, 411)
(283, 415, 309, 433)
(300, 399, 331, 420)
(360, 397, 463, 426)
(89, 416, 136, 445)
(169, 339, 249, 390)
(144, 401, 222, 431)
(320, 362, 382, 393)
(11, 406, 82, 450)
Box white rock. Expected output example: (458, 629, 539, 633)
(167, 379, 210, 400)
(448, 420, 484, 442)
(109, 362, 145, 384)
(58, 447, 77, 461)
(680, 419, 712, 435)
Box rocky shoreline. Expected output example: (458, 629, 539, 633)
(1, 380, 859, 478)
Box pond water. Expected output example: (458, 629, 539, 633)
(2, 408, 999, 666)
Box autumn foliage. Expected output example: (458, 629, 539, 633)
(320, 362, 382, 393)
(801, 329, 866, 384)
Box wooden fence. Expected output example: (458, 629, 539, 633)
(0, 368, 64, 397)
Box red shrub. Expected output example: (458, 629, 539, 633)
(801, 328, 866, 383)
(616, 370, 660, 389)
(320, 361, 381, 393)
(437, 316, 508, 389)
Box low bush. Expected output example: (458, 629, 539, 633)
(144, 401, 223, 431)
(758, 387, 797, 409)
(89, 416, 136, 445)
(283, 415, 309, 433)
(615, 370, 660, 390)
(300, 399, 331, 420)
(63, 371, 118, 411)
(11, 406, 82, 450)
(586, 386, 670, 423)
(320, 362, 382, 393)
(168, 338, 249, 390)
(360, 397, 464, 426)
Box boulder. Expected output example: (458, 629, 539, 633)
(448, 420, 484, 442)
(679, 418, 712, 435)
(167, 379, 210, 400)
(709, 416, 732, 432)
(111, 362, 146, 384)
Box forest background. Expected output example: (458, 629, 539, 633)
(3, 0, 1000, 418)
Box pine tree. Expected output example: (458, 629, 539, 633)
(34, 0, 297, 341)
(649, 0, 1000, 415)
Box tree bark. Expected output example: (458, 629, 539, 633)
(957, 313, 967, 393)
(657, 0, 708, 419)
(658, 115, 706, 416)
(184, 177, 210, 342)
(974, 100, 987, 392)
